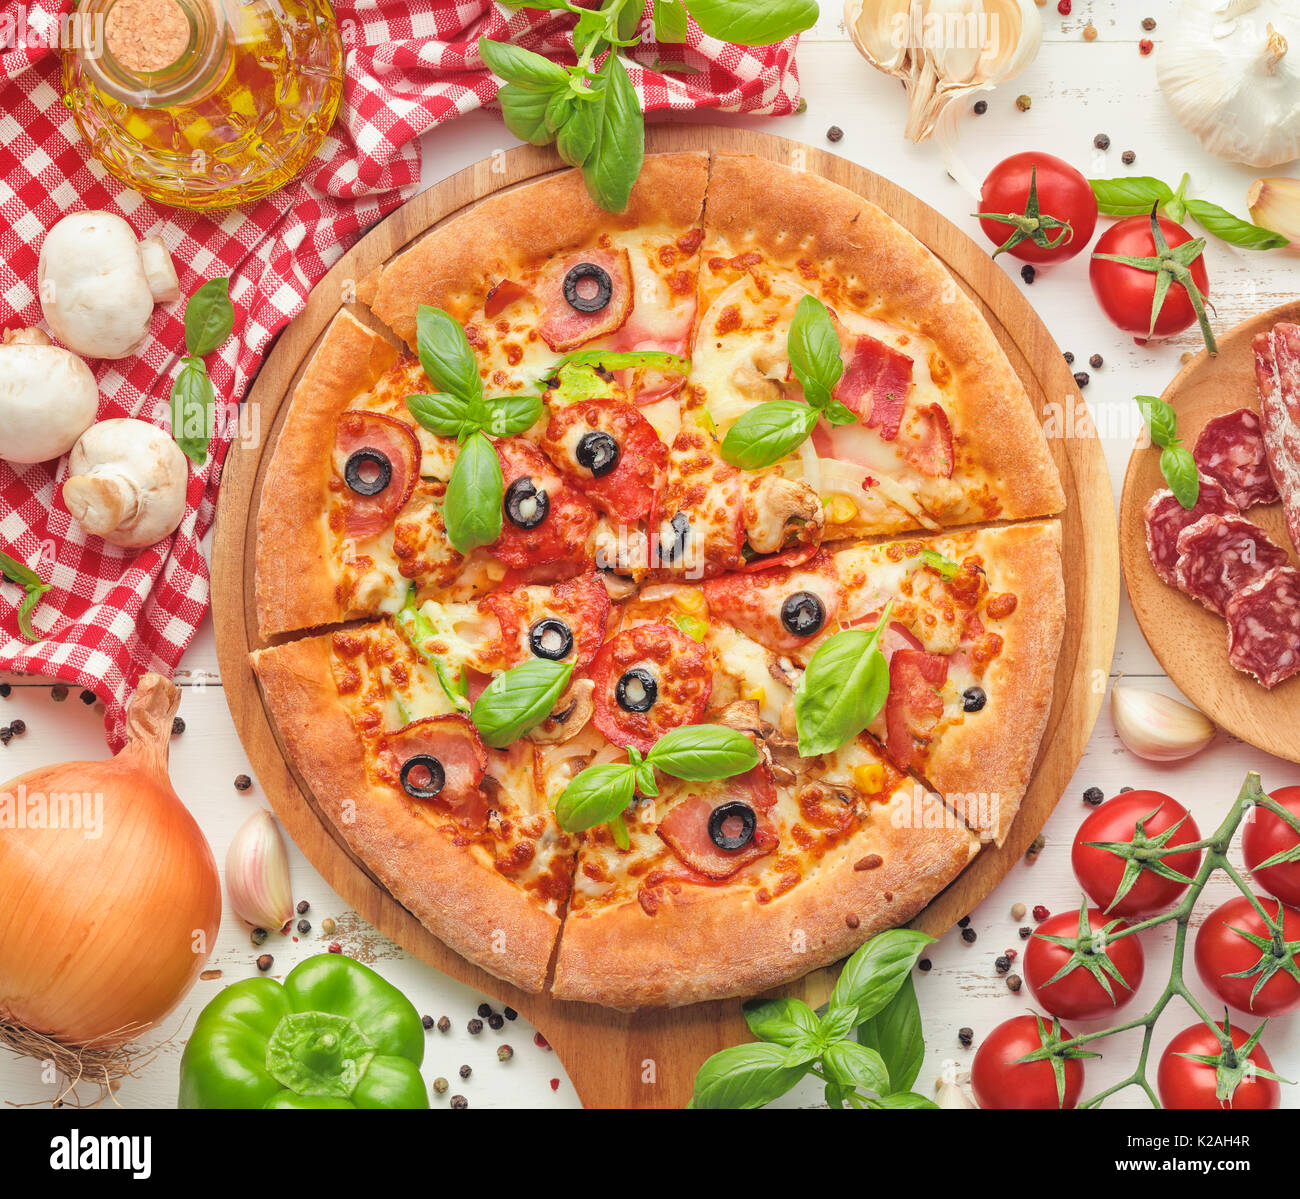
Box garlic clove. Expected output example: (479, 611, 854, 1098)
(225, 809, 294, 932)
(1111, 686, 1216, 762)
(1248, 177, 1300, 248)
(935, 1066, 977, 1108)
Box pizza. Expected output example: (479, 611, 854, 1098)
(250, 151, 1067, 1007)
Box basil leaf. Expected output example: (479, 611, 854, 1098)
(416, 306, 483, 404)
(16, 587, 46, 641)
(644, 723, 760, 780)
(582, 52, 644, 214)
(1186, 198, 1289, 251)
(866, 1091, 939, 1110)
(821, 397, 859, 426)
(0, 550, 50, 642)
(1089, 176, 1175, 216)
(554, 762, 637, 833)
(478, 37, 571, 90)
(821, 1040, 890, 1094)
(857, 974, 924, 1093)
(0, 549, 46, 591)
(827, 928, 933, 1027)
(171, 356, 214, 465)
(654, 0, 689, 42)
(471, 658, 573, 748)
(550, 349, 690, 376)
(720, 400, 819, 470)
(406, 392, 475, 439)
(787, 294, 844, 410)
(556, 94, 599, 167)
(483, 392, 544, 438)
(1162, 444, 1201, 510)
(794, 605, 894, 757)
(184, 278, 234, 358)
(742, 996, 821, 1048)
(1135, 394, 1178, 449)
(682, 0, 819, 46)
(498, 83, 556, 146)
(444, 430, 502, 553)
(688, 1041, 807, 1110)
(616, 0, 644, 41)
(919, 549, 958, 580)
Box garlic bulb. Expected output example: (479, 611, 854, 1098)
(845, 0, 1042, 142)
(1158, 0, 1300, 169)
(225, 809, 294, 932)
(1248, 177, 1300, 246)
(1111, 687, 1216, 762)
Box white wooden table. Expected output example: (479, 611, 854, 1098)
(4, 0, 1300, 1109)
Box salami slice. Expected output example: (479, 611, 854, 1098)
(1173, 513, 1291, 616)
(1143, 474, 1236, 586)
(1256, 325, 1300, 554)
(1193, 408, 1280, 510)
(1225, 565, 1300, 689)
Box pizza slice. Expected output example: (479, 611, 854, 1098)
(690, 154, 1065, 539)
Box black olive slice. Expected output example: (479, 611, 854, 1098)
(962, 686, 987, 713)
(780, 591, 826, 638)
(400, 754, 446, 800)
(505, 477, 549, 529)
(576, 430, 619, 478)
(615, 667, 657, 713)
(344, 448, 392, 497)
(529, 618, 574, 661)
(659, 512, 690, 564)
(709, 801, 757, 851)
(562, 262, 613, 314)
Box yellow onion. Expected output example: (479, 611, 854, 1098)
(0, 674, 221, 1051)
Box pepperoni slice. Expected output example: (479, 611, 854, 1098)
(491, 438, 597, 573)
(834, 333, 914, 441)
(539, 399, 667, 524)
(484, 278, 530, 318)
(480, 571, 610, 671)
(901, 403, 955, 479)
(884, 649, 949, 770)
(538, 248, 634, 353)
(334, 411, 420, 541)
(734, 542, 821, 574)
(376, 715, 489, 829)
(589, 622, 713, 752)
(702, 551, 841, 656)
(656, 766, 779, 881)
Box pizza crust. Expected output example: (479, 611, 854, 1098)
(250, 634, 561, 994)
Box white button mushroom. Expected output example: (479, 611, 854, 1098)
(38, 212, 180, 360)
(0, 328, 100, 464)
(62, 419, 190, 548)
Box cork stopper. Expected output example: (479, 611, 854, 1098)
(105, 0, 192, 74)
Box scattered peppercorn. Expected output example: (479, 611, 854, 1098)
(504, 1007, 518, 1021)
(79, 689, 96, 705)
(1089, 353, 1104, 370)
(477, 1002, 493, 1018)
(1063, 351, 1075, 365)
(321, 916, 336, 935)
(534, 1032, 551, 1050)
(1074, 372, 1090, 388)
(422, 1014, 434, 1030)
(1004, 948, 1018, 962)
(1019, 926, 1033, 939)
(961, 927, 977, 944)
(1056, 0, 1070, 13)
(171, 716, 185, 736)
(437, 1016, 451, 1033)
(256, 954, 273, 972)
(795, 97, 807, 115)
(1084, 785, 1105, 805)
(995, 955, 1011, 975)
(488, 1013, 505, 1031)
(234, 774, 252, 791)
(0, 728, 10, 747)
(973, 99, 988, 115)
(1026, 833, 1046, 859)
(1011, 903, 1026, 920)
(8, 719, 24, 736)
(1120, 786, 1134, 793)
(297, 899, 310, 914)
(918, 958, 932, 972)
(1021, 264, 1036, 284)
(958, 1027, 974, 1047)
(1007, 974, 1023, 993)
(459, 1064, 472, 1080)
(296, 919, 310, 934)
(827, 125, 843, 143)
(1139, 38, 1153, 55)
(468, 1018, 484, 1035)
(498, 1044, 514, 1062)
(450, 1095, 468, 1109)
(51, 685, 68, 702)
(0, 683, 10, 698)
(1142, 17, 1156, 32)
(433, 1077, 449, 1094)
(250, 927, 268, 946)
(1033, 905, 1050, 922)
(1122, 150, 1137, 165)
(1094, 133, 1110, 151)
(328, 942, 341, 953)
(1083, 23, 1097, 41)
(958, 915, 971, 928)
(1015, 94, 1032, 112)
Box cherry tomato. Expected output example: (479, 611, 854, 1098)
(1157, 1022, 1281, 1110)
(1244, 784, 1300, 906)
(1090, 216, 1210, 342)
(1072, 791, 1203, 917)
(1024, 907, 1145, 1020)
(1194, 894, 1300, 1016)
(971, 1014, 1084, 1109)
(977, 152, 1098, 264)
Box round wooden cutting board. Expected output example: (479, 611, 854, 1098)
(211, 125, 1119, 1108)
(1120, 302, 1300, 764)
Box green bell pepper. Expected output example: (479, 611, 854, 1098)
(179, 954, 428, 1109)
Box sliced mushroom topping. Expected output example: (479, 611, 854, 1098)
(730, 364, 785, 405)
(768, 656, 803, 689)
(713, 699, 765, 737)
(527, 679, 596, 745)
(745, 475, 824, 555)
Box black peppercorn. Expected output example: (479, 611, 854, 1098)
(1074, 371, 1090, 388)
(1122, 150, 1137, 166)
(477, 1002, 492, 1018)
(973, 99, 988, 115)
(488, 1013, 505, 1031)
(51, 685, 68, 702)
(1019, 926, 1033, 939)
(958, 1027, 974, 1048)
(827, 125, 844, 143)
(80, 689, 96, 705)
(172, 716, 185, 735)
(437, 1016, 451, 1033)
(1089, 353, 1103, 369)
(234, 774, 252, 791)
(958, 915, 970, 928)
(450, 1095, 468, 1109)
(251, 927, 268, 946)
(297, 919, 310, 934)
(459, 1064, 472, 1079)
(1083, 785, 1105, 805)
(1064, 351, 1075, 365)
(9, 719, 25, 736)
(0, 683, 11, 698)
(918, 958, 932, 972)
(1121, 785, 1134, 793)
(256, 954, 273, 972)
(1141, 17, 1156, 31)
(1007, 974, 1023, 993)
(468, 1018, 484, 1035)
(995, 955, 1011, 975)
(0, 728, 10, 747)
(422, 1014, 434, 1030)
(504, 1006, 518, 1021)
(1094, 133, 1111, 150)
(961, 927, 977, 944)
(297, 899, 310, 914)
(1021, 264, 1036, 284)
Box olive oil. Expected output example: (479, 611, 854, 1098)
(63, 0, 344, 210)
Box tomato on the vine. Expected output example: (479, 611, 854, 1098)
(1244, 784, 1300, 906)
(1072, 791, 1203, 917)
(1194, 894, 1300, 1016)
(975, 152, 1098, 264)
(1157, 1021, 1282, 1110)
(1024, 905, 1145, 1020)
(970, 1014, 1085, 1109)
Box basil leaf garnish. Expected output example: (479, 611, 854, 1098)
(720, 400, 819, 470)
(471, 658, 574, 749)
(827, 928, 933, 1027)
(416, 306, 483, 405)
(1089, 176, 1175, 217)
(1135, 394, 1178, 449)
(498, 83, 555, 146)
(477, 38, 571, 91)
(742, 996, 821, 1049)
(1161, 445, 1201, 510)
(682, 0, 819, 46)
(1185, 199, 1289, 252)
(483, 393, 544, 438)
(171, 356, 214, 465)
(794, 603, 894, 757)
(644, 723, 760, 780)
(856, 974, 924, 1093)
(406, 392, 475, 440)
(581, 52, 643, 215)
(0, 549, 51, 642)
(787, 294, 844, 411)
(444, 430, 502, 553)
(184, 277, 234, 357)
(554, 761, 638, 833)
(687, 1042, 808, 1110)
(821, 1041, 890, 1094)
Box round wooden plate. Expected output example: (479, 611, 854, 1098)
(1120, 302, 1300, 764)
(211, 125, 1119, 1107)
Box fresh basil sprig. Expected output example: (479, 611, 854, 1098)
(1136, 394, 1199, 510)
(1090, 172, 1288, 251)
(721, 295, 852, 470)
(0, 549, 52, 642)
(171, 277, 234, 466)
(481, 0, 818, 213)
(472, 658, 575, 748)
(690, 928, 937, 1109)
(794, 602, 894, 757)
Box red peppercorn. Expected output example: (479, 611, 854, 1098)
(1057, 0, 1071, 12)
(1032, 904, 1050, 922)
(550, 1078, 560, 1091)
(1139, 39, 1153, 55)
(327, 941, 342, 953)
(1004, 948, 1018, 961)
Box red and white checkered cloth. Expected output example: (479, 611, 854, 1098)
(0, 0, 801, 748)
